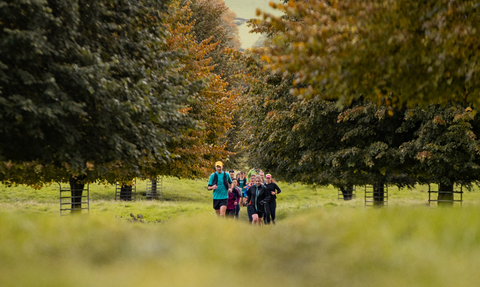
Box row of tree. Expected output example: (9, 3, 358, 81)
(0, 0, 243, 196)
(240, 0, 480, 204)
(3, 0, 480, 207)
(243, 61, 480, 202)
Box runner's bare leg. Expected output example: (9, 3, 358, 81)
(220, 205, 227, 217)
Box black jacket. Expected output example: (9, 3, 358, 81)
(246, 184, 271, 213)
(265, 182, 281, 202)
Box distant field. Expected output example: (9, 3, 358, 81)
(224, 0, 284, 49)
(1, 178, 479, 221)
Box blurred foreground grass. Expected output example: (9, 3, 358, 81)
(2, 207, 480, 287)
(3, 179, 480, 286)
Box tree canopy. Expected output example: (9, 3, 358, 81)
(242, 55, 480, 198)
(0, 0, 223, 187)
(252, 0, 480, 108)
(152, 0, 237, 178)
(240, 0, 480, 202)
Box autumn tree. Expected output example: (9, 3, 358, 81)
(253, 0, 480, 108)
(151, 1, 236, 178)
(177, 0, 248, 169)
(240, 0, 480, 206)
(185, 0, 241, 68)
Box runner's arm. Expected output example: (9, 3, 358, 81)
(227, 173, 233, 190)
(245, 187, 251, 205)
(275, 183, 281, 194)
(207, 174, 216, 190)
(234, 188, 240, 205)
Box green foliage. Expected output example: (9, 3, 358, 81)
(0, 0, 200, 186)
(254, 0, 480, 107)
(186, 0, 239, 51)
(242, 56, 405, 187)
(242, 56, 480, 189)
(398, 105, 480, 187)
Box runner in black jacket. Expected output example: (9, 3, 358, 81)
(245, 175, 271, 225)
(264, 174, 281, 225)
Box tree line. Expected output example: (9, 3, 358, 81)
(241, 0, 480, 204)
(0, 0, 243, 193)
(2, 0, 480, 206)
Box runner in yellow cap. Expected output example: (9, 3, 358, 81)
(207, 161, 232, 217)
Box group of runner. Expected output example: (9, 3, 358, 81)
(207, 161, 281, 225)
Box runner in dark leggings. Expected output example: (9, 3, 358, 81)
(245, 176, 271, 225)
(236, 171, 247, 218)
(264, 174, 281, 225)
(244, 174, 255, 222)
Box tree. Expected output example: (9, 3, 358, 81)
(242, 52, 480, 204)
(242, 63, 413, 203)
(150, 1, 237, 178)
(397, 105, 480, 205)
(253, 0, 480, 108)
(242, 0, 480, 206)
(186, 0, 240, 51)
(171, 0, 248, 170)
(0, 0, 195, 208)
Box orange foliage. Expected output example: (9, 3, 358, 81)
(162, 1, 237, 178)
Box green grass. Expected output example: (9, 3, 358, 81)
(2, 207, 480, 286)
(0, 177, 214, 221)
(2, 178, 480, 221)
(2, 178, 480, 286)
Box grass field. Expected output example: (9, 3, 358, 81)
(1, 178, 479, 221)
(2, 178, 480, 286)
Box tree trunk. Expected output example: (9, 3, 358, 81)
(373, 184, 385, 206)
(120, 184, 133, 201)
(151, 179, 157, 198)
(438, 183, 454, 207)
(340, 185, 354, 200)
(69, 176, 85, 213)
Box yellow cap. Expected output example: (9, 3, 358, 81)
(215, 161, 223, 167)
